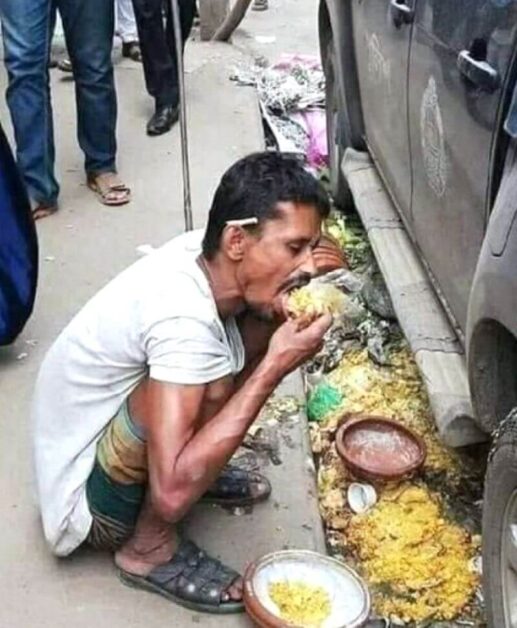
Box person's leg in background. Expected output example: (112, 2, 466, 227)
(58, 0, 130, 206)
(49, 9, 64, 68)
(54, 9, 75, 74)
(116, 0, 142, 63)
(164, 0, 196, 92)
(179, 0, 197, 45)
(132, 0, 179, 136)
(0, 0, 59, 219)
(157, 0, 196, 135)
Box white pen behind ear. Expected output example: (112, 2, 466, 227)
(225, 218, 259, 227)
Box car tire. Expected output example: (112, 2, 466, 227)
(324, 37, 353, 211)
(483, 407, 517, 627)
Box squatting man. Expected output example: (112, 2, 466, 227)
(33, 152, 331, 614)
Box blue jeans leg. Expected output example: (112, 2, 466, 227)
(0, 0, 59, 206)
(58, 0, 117, 175)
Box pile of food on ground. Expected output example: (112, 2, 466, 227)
(303, 210, 486, 627)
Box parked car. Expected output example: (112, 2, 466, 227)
(0, 121, 38, 345)
(319, 1, 517, 625)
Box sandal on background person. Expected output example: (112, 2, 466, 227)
(57, 57, 73, 73)
(87, 172, 131, 206)
(252, 0, 269, 11)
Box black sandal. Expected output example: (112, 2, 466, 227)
(119, 539, 244, 614)
(201, 464, 272, 507)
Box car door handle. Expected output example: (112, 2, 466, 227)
(457, 50, 500, 92)
(389, 0, 414, 27)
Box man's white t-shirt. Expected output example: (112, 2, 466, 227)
(32, 230, 245, 557)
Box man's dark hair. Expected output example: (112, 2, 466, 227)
(202, 152, 330, 259)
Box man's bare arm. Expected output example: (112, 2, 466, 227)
(235, 312, 278, 386)
(143, 314, 331, 522)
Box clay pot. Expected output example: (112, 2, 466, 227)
(313, 235, 348, 275)
(335, 415, 426, 482)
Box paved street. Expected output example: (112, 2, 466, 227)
(0, 2, 323, 626)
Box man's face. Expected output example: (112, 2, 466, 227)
(237, 201, 322, 320)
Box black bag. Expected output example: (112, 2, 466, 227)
(0, 122, 38, 345)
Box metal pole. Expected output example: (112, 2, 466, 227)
(170, 0, 194, 231)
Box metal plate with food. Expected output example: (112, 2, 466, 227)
(243, 549, 370, 627)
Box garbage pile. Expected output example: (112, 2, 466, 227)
(231, 54, 486, 625)
(306, 212, 486, 627)
(231, 54, 328, 169)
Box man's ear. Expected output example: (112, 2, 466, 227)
(220, 225, 247, 262)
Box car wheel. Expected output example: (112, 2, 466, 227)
(483, 407, 517, 627)
(324, 38, 353, 211)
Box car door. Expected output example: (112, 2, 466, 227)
(408, 0, 517, 331)
(352, 0, 417, 225)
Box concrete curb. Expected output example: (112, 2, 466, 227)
(277, 370, 327, 554)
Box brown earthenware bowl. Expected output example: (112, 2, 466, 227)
(314, 235, 348, 275)
(335, 415, 427, 482)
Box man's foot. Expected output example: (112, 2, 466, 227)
(57, 57, 73, 73)
(116, 539, 244, 613)
(87, 172, 131, 206)
(146, 105, 179, 136)
(122, 41, 142, 62)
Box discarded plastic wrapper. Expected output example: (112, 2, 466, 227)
(307, 382, 343, 422)
(305, 364, 326, 391)
(231, 55, 326, 165)
(290, 109, 328, 169)
(361, 269, 396, 320)
(317, 268, 364, 294)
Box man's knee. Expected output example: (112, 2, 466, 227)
(3, 38, 47, 83)
(71, 47, 113, 86)
(1, 4, 50, 79)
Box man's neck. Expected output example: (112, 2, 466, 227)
(199, 255, 245, 319)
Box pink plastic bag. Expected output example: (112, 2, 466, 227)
(291, 110, 329, 168)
